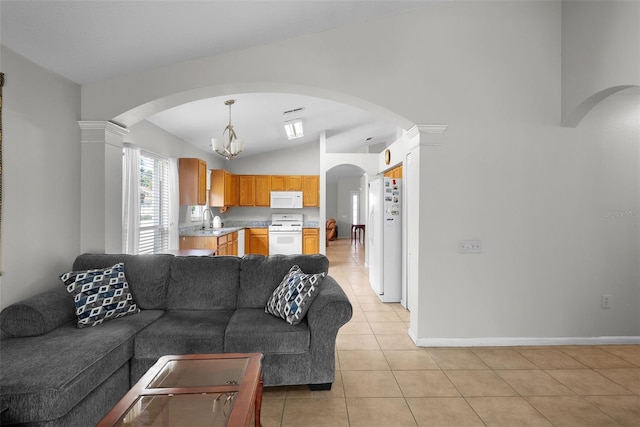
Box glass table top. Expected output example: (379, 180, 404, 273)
(148, 358, 250, 389)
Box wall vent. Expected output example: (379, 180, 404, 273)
(283, 107, 305, 115)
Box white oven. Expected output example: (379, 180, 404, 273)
(268, 214, 303, 255)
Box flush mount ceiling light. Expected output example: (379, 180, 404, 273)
(284, 119, 304, 140)
(211, 99, 244, 160)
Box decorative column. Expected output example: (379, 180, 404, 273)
(78, 121, 129, 253)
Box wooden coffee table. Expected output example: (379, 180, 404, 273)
(97, 353, 264, 427)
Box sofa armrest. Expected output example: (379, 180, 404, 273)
(305, 275, 352, 385)
(0, 287, 76, 338)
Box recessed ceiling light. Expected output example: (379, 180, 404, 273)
(284, 119, 304, 140)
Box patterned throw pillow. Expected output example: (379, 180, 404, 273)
(60, 263, 140, 328)
(265, 265, 326, 325)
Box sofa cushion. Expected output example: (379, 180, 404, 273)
(166, 256, 241, 310)
(224, 308, 310, 354)
(265, 265, 325, 325)
(134, 310, 233, 359)
(0, 310, 164, 424)
(238, 254, 329, 308)
(60, 263, 140, 328)
(0, 287, 75, 337)
(73, 253, 173, 310)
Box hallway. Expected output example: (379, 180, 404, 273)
(260, 238, 640, 426)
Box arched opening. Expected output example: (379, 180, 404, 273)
(562, 85, 640, 128)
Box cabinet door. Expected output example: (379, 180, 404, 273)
(179, 236, 218, 250)
(230, 232, 238, 256)
(270, 175, 286, 191)
(302, 175, 319, 207)
(302, 228, 319, 254)
(286, 175, 303, 190)
(210, 169, 238, 207)
(238, 175, 255, 206)
(224, 171, 238, 206)
(179, 158, 207, 205)
(254, 175, 271, 206)
(248, 228, 269, 256)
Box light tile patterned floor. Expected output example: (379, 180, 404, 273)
(261, 238, 640, 426)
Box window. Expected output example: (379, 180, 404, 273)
(139, 153, 169, 254)
(351, 191, 360, 225)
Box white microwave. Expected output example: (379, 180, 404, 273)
(270, 191, 303, 209)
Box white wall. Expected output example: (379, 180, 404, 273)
(561, 1, 640, 126)
(129, 120, 221, 166)
(225, 141, 320, 175)
(45, 1, 640, 340)
(1, 47, 82, 309)
(336, 176, 362, 235)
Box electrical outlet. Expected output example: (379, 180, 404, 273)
(459, 240, 482, 254)
(601, 294, 611, 309)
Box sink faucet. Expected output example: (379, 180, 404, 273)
(202, 208, 214, 229)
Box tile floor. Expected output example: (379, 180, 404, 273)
(261, 238, 640, 426)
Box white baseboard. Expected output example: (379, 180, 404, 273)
(408, 330, 640, 347)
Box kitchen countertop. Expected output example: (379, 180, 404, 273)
(179, 227, 244, 237)
(179, 221, 320, 237)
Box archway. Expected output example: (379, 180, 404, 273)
(563, 85, 640, 128)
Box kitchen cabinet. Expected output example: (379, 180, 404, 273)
(178, 158, 207, 205)
(209, 169, 238, 207)
(302, 228, 319, 254)
(254, 175, 271, 206)
(238, 175, 255, 206)
(247, 228, 268, 256)
(179, 236, 218, 251)
(384, 165, 403, 179)
(271, 175, 302, 191)
(302, 175, 319, 207)
(180, 232, 239, 255)
(216, 232, 239, 256)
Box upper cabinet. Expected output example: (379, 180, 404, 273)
(238, 175, 255, 206)
(271, 175, 302, 191)
(179, 158, 207, 205)
(209, 169, 238, 207)
(207, 171, 319, 208)
(254, 175, 271, 207)
(302, 175, 319, 207)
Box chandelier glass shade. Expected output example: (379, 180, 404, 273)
(212, 99, 244, 160)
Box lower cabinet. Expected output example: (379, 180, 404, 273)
(302, 228, 319, 254)
(179, 232, 239, 255)
(179, 236, 217, 251)
(247, 228, 269, 256)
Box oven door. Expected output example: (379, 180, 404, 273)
(268, 231, 302, 255)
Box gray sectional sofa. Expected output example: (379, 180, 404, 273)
(0, 253, 352, 426)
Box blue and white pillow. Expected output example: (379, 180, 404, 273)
(60, 263, 140, 328)
(265, 265, 325, 325)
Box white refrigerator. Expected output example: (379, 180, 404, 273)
(367, 177, 402, 302)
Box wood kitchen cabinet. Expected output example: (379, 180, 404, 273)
(384, 165, 403, 179)
(302, 228, 319, 254)
(238, 175, 255, 206)
(254, 175, 271, 206)
(271, 175, 302, 191)
(302, 175, 319, 207)
(179, 236, 218, 251)
(247, 228, 269, 255)
(178, 158, 207, 205)
(209, 169, 238, 207)
(216, 232, 239, 256)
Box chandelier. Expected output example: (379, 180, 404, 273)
(211, 99, 244, 160)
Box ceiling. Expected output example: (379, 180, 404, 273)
(1, 0, 424, 158)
